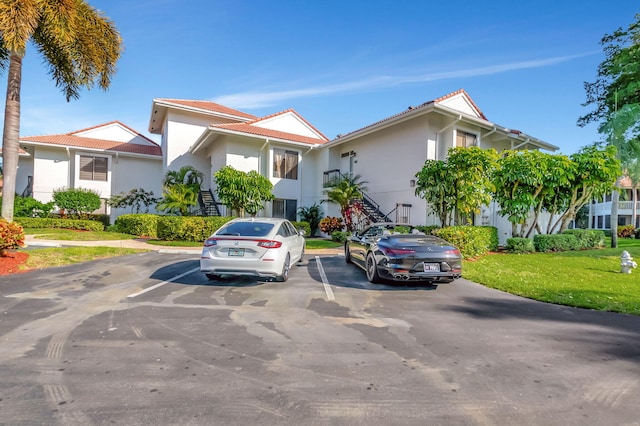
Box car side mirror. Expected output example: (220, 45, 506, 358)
(298, 229, 306, 236)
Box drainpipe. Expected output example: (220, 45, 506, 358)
(259, 138, 270, 175)
(435, 115, 462, 159)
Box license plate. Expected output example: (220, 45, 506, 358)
(228, 248, 245, 257)
(424, 263, 440, 272)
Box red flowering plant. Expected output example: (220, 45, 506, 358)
(0, 219, 25, 256)
(344, 200, 365, 232)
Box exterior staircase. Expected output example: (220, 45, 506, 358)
(198, 189, 221, 216)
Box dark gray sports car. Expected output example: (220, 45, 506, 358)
(345, 223, 462, 284)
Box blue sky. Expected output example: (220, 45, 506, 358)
(4, 1, 639, 154)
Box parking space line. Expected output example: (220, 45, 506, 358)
(315, 256, 335, 301)
(127, 267, 200, 298)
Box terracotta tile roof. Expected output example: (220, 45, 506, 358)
(0, 147, 28, 156)
(156, 99, 258, 120)
(71, 120, 158, 144)
(211, 122, 328, 145)
(20, 134, 162, 156)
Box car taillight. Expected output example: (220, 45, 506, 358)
(203, 238, 218, 247)
(257, 240, 282, 249)
(381, 247, 416, 256)
(445, 249, 461, 256)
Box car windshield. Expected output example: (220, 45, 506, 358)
(216, 222, 275, 237)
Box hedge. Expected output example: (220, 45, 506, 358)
(533, 234, 580, 252)
(115, 215, 311, 242)
(562, 229, 605, 249)
(157, 216, 233, 241)
(433, 226, 498, 259)
(505, 237, 535, 254)
(14, 217, 105, 231)
(113, 214, 160, 238)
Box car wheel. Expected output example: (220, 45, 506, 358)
(345, 243, 353, 264)
(277, 253, 291, 282)
(365, 252, 381, 283)
(206, 273, 221, 280)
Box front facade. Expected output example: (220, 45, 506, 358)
(13, 89, 559, 243)
(15, 121, 162, 216)
(589, 176, 640, 230)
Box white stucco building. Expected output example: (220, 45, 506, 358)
(13, 89, 559, 243)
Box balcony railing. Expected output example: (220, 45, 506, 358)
(592, 201, 640, 215)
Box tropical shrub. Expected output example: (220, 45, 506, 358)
(0, 219, 25, 254)
(505, 237, 535, 254)
(433, 226, 498, 258)
(291, 221, 311, 237)
(53, 188, 102, 217)
(331, 230, 349, 243)
(14, 217, 105, 231)
(113, 214, 160, 238)
(157, 216, 233, 241)
(1, 196, 55, 217)
(414, 225, 440, 235)
(562, 229, 605, 249)
(297, 203, 323, 236)
(617, 224, 636, 238)
(319, 216, 343, 234)
(533, 234, 580, 252)
(107, 188, 159, 214)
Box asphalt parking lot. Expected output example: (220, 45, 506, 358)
(1, 251, 639, 425)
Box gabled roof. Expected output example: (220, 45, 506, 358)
(149, 98, 258, 134)
(245, 109, 329, 141)
(210, 122, 327, 145)
(19, 122, 162, 157)
(190, 108, 329, 153)
(328, 89, 558, 152)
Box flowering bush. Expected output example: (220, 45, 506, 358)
(319, 216, 343, 234)
(0, 219, 25, 255)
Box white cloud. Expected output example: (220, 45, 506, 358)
(212, 53, 593, 109)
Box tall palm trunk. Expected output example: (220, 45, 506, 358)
(1, 54, 23, 222)
(610, 188, 619, 248)
(633, 185, 639, 230)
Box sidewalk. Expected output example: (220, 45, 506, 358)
(23, 235, 342, 255)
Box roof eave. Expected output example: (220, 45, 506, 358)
(190, 126, 322, 154)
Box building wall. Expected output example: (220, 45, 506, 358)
(109, 155, 163, 220)
(31, 147, 70, 203)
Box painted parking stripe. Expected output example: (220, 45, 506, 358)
(127, 267, 200, 298)
(315, 256, 335, 301)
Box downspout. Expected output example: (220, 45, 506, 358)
(435, 115, 462, 159)
(259, 138, 270, 176)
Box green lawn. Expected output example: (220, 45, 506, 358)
(463, 239, 640, 315)
(24, 228, 136, 241)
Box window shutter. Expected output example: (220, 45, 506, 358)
(80, 156, 93, 180)
(94, 157, 108, 181)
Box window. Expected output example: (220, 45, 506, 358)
(79, 155, 108, 181)
(273, 149, 298, 179)
(456, 131, 477, 148)
(273, 199, 297, 221)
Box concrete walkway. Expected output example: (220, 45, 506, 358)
(23, 235, 342, 255)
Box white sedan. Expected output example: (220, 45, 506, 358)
(200, 217, 305, 282)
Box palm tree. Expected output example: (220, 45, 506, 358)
(163, 165, 204, 188)
(323, 174, 368, 231)
(0, 0, 122, 222)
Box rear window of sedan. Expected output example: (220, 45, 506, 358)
(216, 222, 275, 237)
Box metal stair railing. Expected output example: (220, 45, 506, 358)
(198, 189, 221, 216)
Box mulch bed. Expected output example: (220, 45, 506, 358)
(0, 251, 29, 276)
